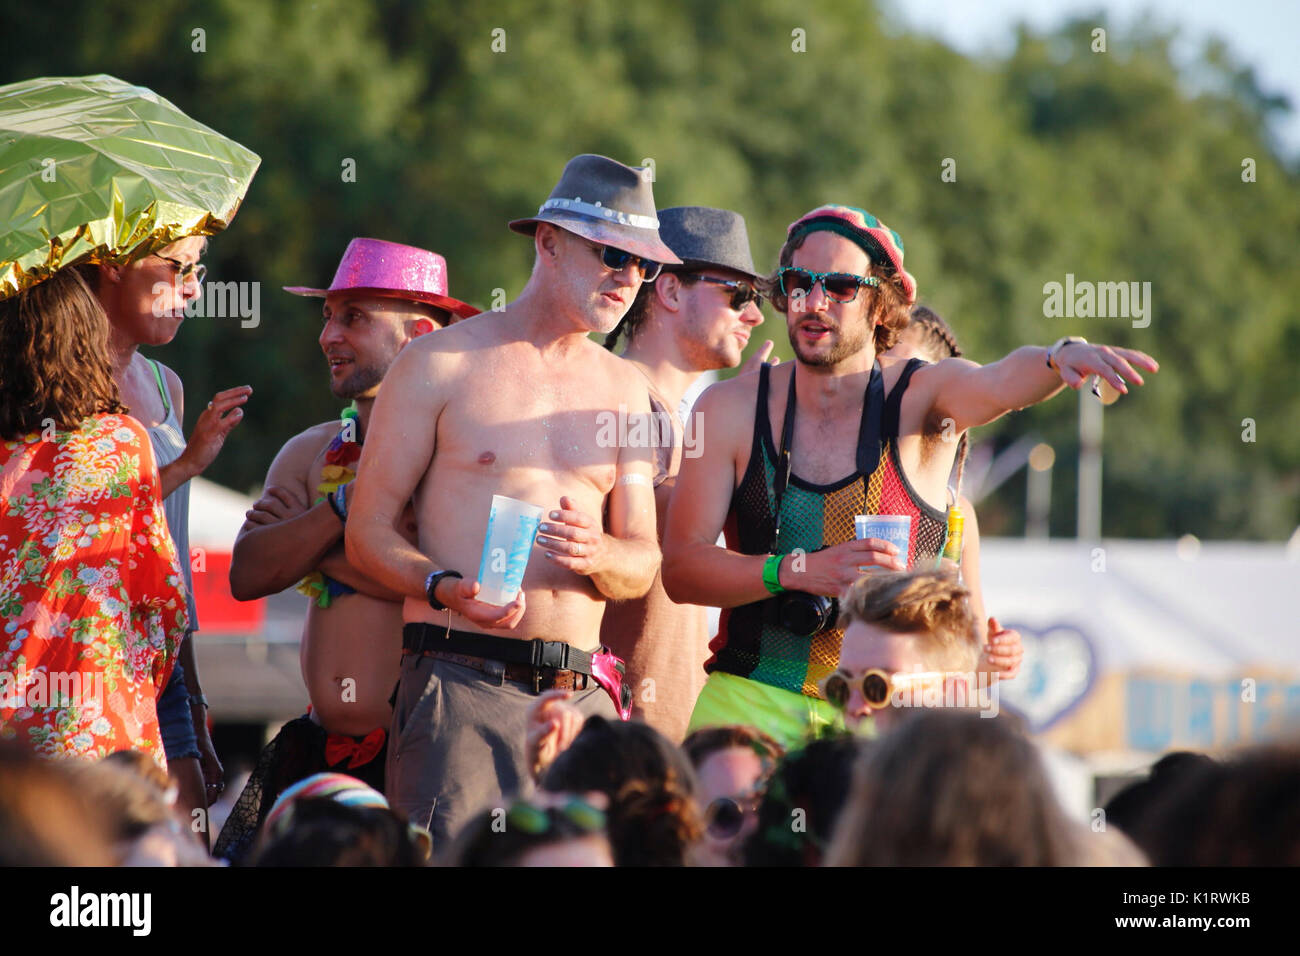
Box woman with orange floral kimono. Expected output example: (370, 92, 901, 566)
(0, 269, 188, 769)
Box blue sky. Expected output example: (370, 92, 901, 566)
(887, 0, 1300, 156)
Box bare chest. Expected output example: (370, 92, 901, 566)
(787, 415, 864, 486)
(440, 368, 625, 491)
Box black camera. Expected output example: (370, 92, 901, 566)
(774, 543, 839, 637)
(777, 591, 839, 638)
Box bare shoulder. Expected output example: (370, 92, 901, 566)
(588, 341, 649, 400)
(139, 357, 186, 418)
(388, 317, 485, 394)
(905, 353, 978, 388)
(157, 361, 184, 406)
(419, 311, 495, 354)
(881, 351, 951, 398)
(271, 421, 339, 476)
(698, 363, 763, 416)
(892, 354, 980, 423)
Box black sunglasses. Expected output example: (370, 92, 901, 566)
(583, 238, 663, 281)
(689, 274, 764, 311)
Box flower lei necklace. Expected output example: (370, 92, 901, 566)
(296, 404, 361, 608)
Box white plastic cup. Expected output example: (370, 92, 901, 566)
(855, 514, 912, 572)
(476, 495, 544, 605)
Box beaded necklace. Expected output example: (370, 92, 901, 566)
(296, 404, 361, 608)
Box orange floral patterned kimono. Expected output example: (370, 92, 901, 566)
(0, 414, 189, 769)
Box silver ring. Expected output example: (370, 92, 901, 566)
(573, 543, 584, 557)
(207, 401, 214, 409)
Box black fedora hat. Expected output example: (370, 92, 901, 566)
(509, 154, 682, 265)
(657, 206, 760, 282)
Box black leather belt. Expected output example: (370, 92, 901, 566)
(402, 625, 597, 692)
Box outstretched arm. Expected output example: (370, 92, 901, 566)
(928, 341, 1159, 434)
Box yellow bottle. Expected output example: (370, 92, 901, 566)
(942, 504, 965, 564)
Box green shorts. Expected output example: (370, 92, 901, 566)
(686, 671, 849, 751)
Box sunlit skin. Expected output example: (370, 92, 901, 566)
(95, 234, 247, 845)
(558, 232, 647, 336)
(230, 293, 445, 735)
(604, 264, 769, 737)
(320, 294, 436, 398)
(833, 625, 943, 734)
(784, 236, 878, 370)
(622, 267, 770, 414)
(101, 235, 206, 347)
(101, 236, 252, 503)
(663, 226, 1156, 637)
(886, 324, 1003, 658)
(345, 223, 661, 649)
(691, 746, 767, 867)
(514, 835, 615, 867)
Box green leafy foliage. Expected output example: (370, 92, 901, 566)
(1, 0, 1295, 539)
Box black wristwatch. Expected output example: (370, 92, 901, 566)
(425, 569, 463, 611)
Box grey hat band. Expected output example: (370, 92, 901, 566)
(539, 196, 659, 230)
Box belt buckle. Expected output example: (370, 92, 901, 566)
(532, 667, 542, 694)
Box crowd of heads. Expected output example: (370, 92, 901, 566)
(7, 700, 1298, 868)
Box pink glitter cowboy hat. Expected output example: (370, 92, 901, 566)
(285, 237, 480, 318)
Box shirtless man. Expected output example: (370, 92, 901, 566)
(214, 239, 478, 862)
(663, 204, 1157, 749)
(346, 155, 672, 844)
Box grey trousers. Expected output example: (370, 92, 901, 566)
(386, 652, 617, 849)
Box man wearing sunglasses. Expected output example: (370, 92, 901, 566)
(215, 238, 478, 863)
(601, 205, 769, 743)
(663, 203, 1157, 748)
(346, 155, 675, 846)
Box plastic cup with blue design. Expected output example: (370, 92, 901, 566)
(476, 495, 544, 605)
(855, 514, 911, 572)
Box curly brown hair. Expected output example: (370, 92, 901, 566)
(541, 716, 704, 866)
(0, 269, 126, 440)
(770, 230, 912, 355)
(826, 710, 1080, 866)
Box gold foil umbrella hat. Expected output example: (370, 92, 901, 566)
(0, 74, 260, 299)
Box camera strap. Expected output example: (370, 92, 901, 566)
(768, 362, 885, 555)
(770, 370, 798, 554)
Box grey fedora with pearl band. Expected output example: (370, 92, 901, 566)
(509, 154, 683, 266)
